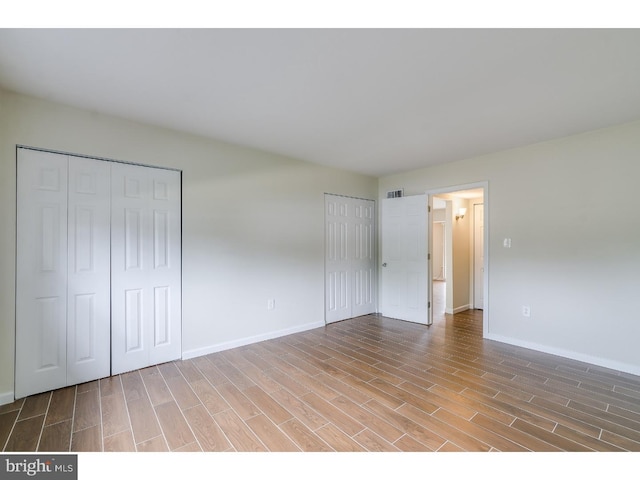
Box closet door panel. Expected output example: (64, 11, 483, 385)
(15, 149, 69, 398)
(351, 199, 376, 317)
(111, 163, 181, 374)
(325, 195, 352, 324)
(111, 163, 153, 373)
(148, 168, 182, 366)
(66, 156, 111, 385)
(325, 195, 376, 324)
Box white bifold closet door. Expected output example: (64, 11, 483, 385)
(16, 150, 111, 398)
(110, 163, 182, 375)
(67, 156, 112, 385)
(15, 148, 181, 399)
(325, 194, 376, 324)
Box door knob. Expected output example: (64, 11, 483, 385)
(382, 263, 387, 267)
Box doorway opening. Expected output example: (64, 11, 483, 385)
(428, 185, 487, 332)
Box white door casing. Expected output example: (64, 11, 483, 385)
(325, 195, 376, 324)
(380, 195, 429, 324)
(111, 163, 182, 374)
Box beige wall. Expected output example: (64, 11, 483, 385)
(380, 120, 640, 374)
(0, 89, 377, 402)
(451, 197, 471, 312)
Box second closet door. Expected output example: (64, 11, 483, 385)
(111, 163, 182, 375)
(67, 156, 111, 385)
(325, 194, 376, 324)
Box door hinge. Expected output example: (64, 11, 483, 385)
(428, 205, 431, 213)
(428, 253, 431, 260)
(428, 301, 431, 308)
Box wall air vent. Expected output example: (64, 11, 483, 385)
(386, 189, 404, 199)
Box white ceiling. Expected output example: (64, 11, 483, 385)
(1, 28, 640, 177)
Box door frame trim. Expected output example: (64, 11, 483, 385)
(472, 201, 485, 310)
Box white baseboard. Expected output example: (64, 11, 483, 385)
(485, 333, 640, 377)
(182, 320, 326, 360)
(446, 305, 471, 315)
(452, 304, 471, 314)
(0, 391, 15, 406)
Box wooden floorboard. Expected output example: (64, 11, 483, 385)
(4, 300, 640, 452)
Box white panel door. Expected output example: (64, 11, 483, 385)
(351, 199, 376, 317)
(325, 195, 376, 324)
(380, 195, 429, 324)
(111, 163, 182, 374)
(325, 195, 351, 323)
(474, 203, 485, 309)
(16, 149, 69, 398)
(66, 156, 111, 385)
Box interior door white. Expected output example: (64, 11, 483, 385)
(325, 195, 352, 324)
(66, 156, 111, 385)
(351, 199, 376, 318)
(111, 163, 182, 374)
(16, 149, 69, 398)
(474, 203, 485, 309)
(325, 195, 376, 324)
(380, 195, 429, 324)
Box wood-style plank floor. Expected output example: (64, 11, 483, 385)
(2, 282, 640, 452)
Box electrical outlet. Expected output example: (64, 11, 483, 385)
(267, 299, 275, 310)
(522, 305, 531, 317)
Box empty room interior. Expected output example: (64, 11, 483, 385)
(2, 27, 640, 458)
